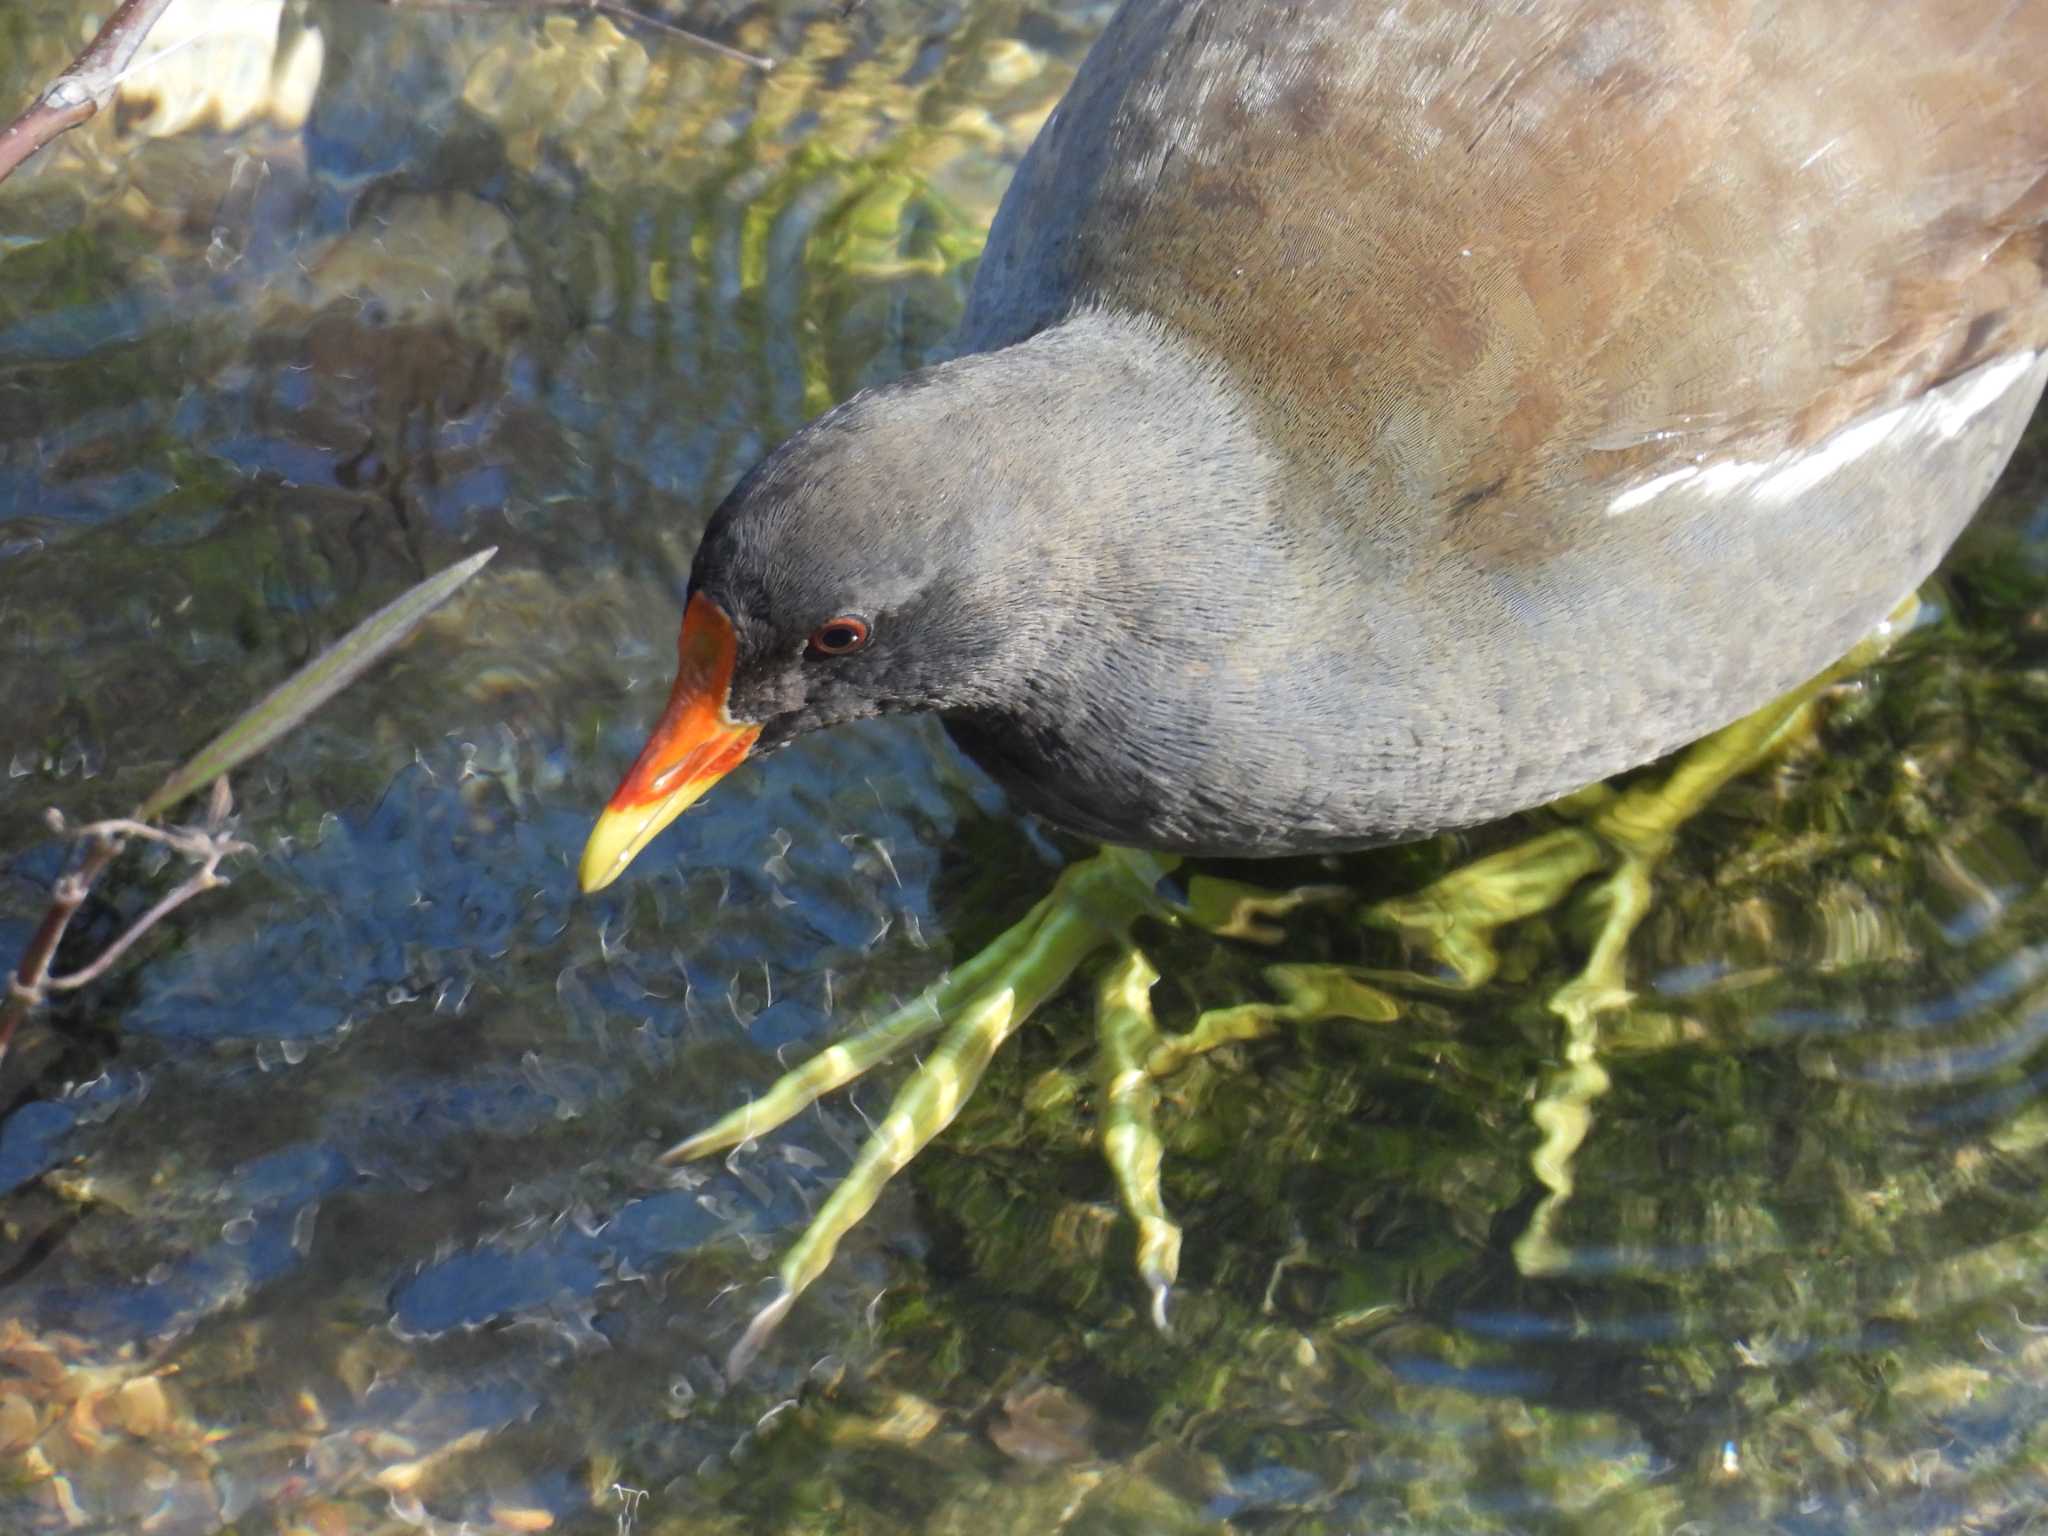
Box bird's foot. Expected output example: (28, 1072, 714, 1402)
(1092, 949, 1403, 1330)
(667, 845, 1180, 1376)
(1367, 598, 1919, 1272)
(672, 605, 1917, 1367)
(672, 847, 1405, 1372)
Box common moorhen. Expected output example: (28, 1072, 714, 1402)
(581, 0, 2048, 1366)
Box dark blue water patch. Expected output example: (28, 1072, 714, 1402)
(1910, 1063, 2048, 1131)
(0, 1071, 143, 1194)
(430, 460, 511, 523)
(122, 916, 365, 1042)
(900, 36, 951, 86)
(206, 432, 351, 491)
(4, 1122, 348, 1343)
(2, 840, 72, 888)
(576, 721, 975, 987)
(0, 471, 142, 535)
(0, 1100, 77, 1195)
(544, 359, 611, 437)
(1892, 947, 2048, 1031)
(436, 397, 503, 450)
(125, 763, 568, 1042)
(1758, 944, 2048, 1044)
(1829, 1005, 2048, 1089)
(0, 916, 29, 982)
(29, 1205, 312, 1342)
(747, 999, 828, 1054)
(392, 1240, 610, 1335)
(0, 290, 157, 363)
(269, 362, 318, 413)
(778, 108, 824, 144)
(50, 464, 179, 523)
(1648, 960, 1740, 997)
(304, 39, 467, 189)
(643, 413, 744, 499)
(40, 395, 164, 453)
(596, 1187, 728, 1271)
(1204, 1460, 1325, 1521)
(389, 1188, 728, 1335)
(233, 1141, 352, 1208)
(341, 1062, 608, 1160)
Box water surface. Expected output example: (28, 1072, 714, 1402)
(3, 3, 2047, 1531)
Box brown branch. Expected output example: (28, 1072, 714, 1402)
(0, 94, 97, 187)
(0, 835, 122, 1065)
(373, 0, 775, 71)
(0, 0, 182, 189)
(0, 791, 247, 1067)
(45, 862, 232, 992)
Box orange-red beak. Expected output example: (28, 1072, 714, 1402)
(579, 594, 761, 892)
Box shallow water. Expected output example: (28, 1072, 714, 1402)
(2, 3, 2047, 1531)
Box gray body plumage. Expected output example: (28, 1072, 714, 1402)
(691, 0, 2048, 857)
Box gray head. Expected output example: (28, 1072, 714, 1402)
(577, 310, 1293, 892)
(691, 363, 1047, 752)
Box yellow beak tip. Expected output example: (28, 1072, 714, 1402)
(577, 809, 647, 895)
(577, 854, 623, 895)
(578, 777, 727, 896)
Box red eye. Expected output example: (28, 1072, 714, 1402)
(808, 615, 870, 656)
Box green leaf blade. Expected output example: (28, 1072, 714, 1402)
(138, 547, 498, 820)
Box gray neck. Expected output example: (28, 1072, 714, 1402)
(934, 311, 1357, 845)
(933, 310, 1288, 643)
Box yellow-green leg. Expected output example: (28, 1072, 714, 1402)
(1093, 950, 1179, 1331)
(670, 849, 1403, 1373)
(669, 605, 1917, 1366)
(1360, 601, 1918, 1274)
(671, 846, 1180, 1376)
(1090, 949, 1405, 1332)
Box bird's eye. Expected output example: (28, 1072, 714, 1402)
(807, 615, 871, 657)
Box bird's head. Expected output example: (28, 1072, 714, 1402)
(576, 354, 1056, 892)
(577, 312, 1281, 891)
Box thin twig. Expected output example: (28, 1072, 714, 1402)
(0, 0, 182, 188)
(46, 864, 232, 991)
(0, 836, 122, 1064)
(39, 809, 251, 993)
(373, 0, 775, 70)
(62, 817, 247, 865)
(0, 793, 248, 1066)
(2, 552, 490, 1072)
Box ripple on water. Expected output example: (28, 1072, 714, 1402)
(2, 1, 2047, 1531)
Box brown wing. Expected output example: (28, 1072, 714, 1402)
(965, 0, 2048, 558)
